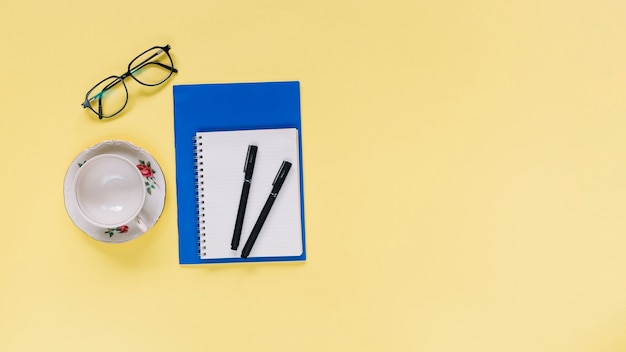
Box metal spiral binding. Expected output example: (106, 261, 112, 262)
(193, 134, 207, 257)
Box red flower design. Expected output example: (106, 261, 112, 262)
(117, 225, 129, 233)
(137, 164, 153, 178)
(137, 160, 158, 195)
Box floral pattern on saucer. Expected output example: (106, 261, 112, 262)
(137, 160, 160, 195)
(105, 225, 129, 238)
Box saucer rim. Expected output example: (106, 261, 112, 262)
(63, 140, 166, 243)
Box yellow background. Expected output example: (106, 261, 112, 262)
(1, 0, 626, 351)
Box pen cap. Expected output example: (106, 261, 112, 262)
(243, 145, 258, 179)
(271, 161, 292, 194)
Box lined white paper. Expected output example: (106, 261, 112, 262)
(196, 128, 303, 259)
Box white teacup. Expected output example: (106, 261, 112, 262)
(74, 154, 148, 232)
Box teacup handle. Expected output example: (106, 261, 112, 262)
(135, 216, 149, 233)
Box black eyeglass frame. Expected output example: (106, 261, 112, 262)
(81, 44, 178, 119)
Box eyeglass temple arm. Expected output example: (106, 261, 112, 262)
(82, 77, 123, 107)
(130, 61, 178, 74)
(96, 79, 119, 119)
(97, 94, 104, 119)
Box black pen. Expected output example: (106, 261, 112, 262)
(241, 160, 292, 259)
(231, 145, 258, 250)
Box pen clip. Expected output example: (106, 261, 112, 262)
(243, 145, 258, 179)
(271, 161, 292, 193)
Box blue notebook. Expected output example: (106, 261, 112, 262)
(173, 81, 306, 264)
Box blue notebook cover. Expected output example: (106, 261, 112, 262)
(173, 81, 306, 264)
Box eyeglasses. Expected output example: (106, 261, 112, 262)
(82, 44, 178, 119)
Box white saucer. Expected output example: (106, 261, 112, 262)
(64, 140, 166, 243)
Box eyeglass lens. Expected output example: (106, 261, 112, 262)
(129, 47, 175, 86)
(86, 77, 128, 118)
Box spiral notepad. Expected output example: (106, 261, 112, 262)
(193, 128, 303, 260)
